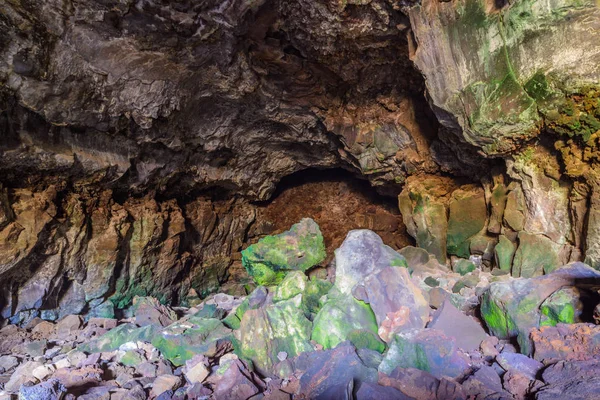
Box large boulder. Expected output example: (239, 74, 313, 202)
(353, 266, 429, 342)
(78, 317, 232, 366)
(446, 186, 487, 258)
(379, 329, 470, 379)
(480, 263, 600, 354)
(296, 344, 379, 399)
(242, 218, 326, 286)
(333, 230, 407, 295)
(398, 176, 454, 264)
(428, 299, 487, 352)
(312, 295, 384, 353)
(237, 296, 314, 376)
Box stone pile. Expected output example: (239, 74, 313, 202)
(0, 220, 599, 399)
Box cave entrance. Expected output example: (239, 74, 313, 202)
(252, 168, 413, 261)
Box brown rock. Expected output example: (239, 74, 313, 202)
(531, 323, 600, 365)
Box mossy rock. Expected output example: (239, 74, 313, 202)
(242, 218, 326, 286)
(494, 235, 516, 272)
(446, 187, 487, 258)
(237, 296, 314, 376)
(480, 263, 600, 355)
(453, 259, 476, 276)
(539, 287, 583, 327)
(79, 318, 232, 367)
(311, 295, 383, 353)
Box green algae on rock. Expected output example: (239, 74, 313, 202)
(539, 287, 583, 327)
(78, 317, 232, 366)
(237, 296, 314, 376)
(480, 263, 600, 355)
(241, 218, 326, 286)
(311, 294, 384, 353)
(446, 186, 487, 258)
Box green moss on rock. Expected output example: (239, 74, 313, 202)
(242, 219, 326, 286)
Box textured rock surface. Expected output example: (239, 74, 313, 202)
(480, 263, 600, 354)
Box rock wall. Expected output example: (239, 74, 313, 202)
(0, 172, 407, 323)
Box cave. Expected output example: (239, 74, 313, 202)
(1, 0, 600, 398)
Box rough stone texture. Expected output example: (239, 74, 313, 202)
(409, 0, 600, 156)
(238, 296, 313, 376)
(241, 218, 325, 286)
(530, 323, 600, 365)
(311, 295, 383, 353)
(296, 345, 378, 400)
(379, 328, 470, 379)
(535, 359, 600, 400)
(428, 299, 487, 352)
(480, 262, 600, 354)
(333, 230, 407, 295)
(354, 266, 429, 342)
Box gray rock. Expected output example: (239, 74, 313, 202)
(334, 230, 407, 295)
(428, 299, 487, 352)
(18, 378, 66, 400)
(379, 329, 470, 379)
(55, 315, 83, 337)
(497, 353, 544, 380)
(0, 356, 19, 371)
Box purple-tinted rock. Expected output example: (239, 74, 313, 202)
(207, 359, 260, 400)
(296, 344, 378, 399)
(497, 353, 543, 380)
(355, 382, 413, 400)
(19, 378, 66, 400)
(535, 359, 600, 400)
(378, 368, 465, 400)
(333, 230, 408, 295)
(379, 329, 470, 379)
(428, 299, 487, 352)
(355, 266, 429, 342)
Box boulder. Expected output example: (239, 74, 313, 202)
(398, 176, 453, 264)
(378, 367, 465, 400)
(539, 287, 586, 327)
(480, 263, 600, 354)
(512, 232, 562, 278)
(379, 329, 469, 379)
(4, 361, 43, 392)
(312, 295, 384, 353)
(428, 299, 487, 352)
(18, 379, 66, 400)
(238, 297, 313, 376)
(241, 218, 326, 286)
(353, 266, 429, 342)
(55, 314, 83, 337)
(132, 296, 177, 327)
(497, 353, 543, 380)
(207, 358, 260, 400)
(495, 235, 516, 273)
(333, 230, 407, 295)
(296, 345, 378, 400)
(222, 286, 269, 330)
(150, 375, 182, 399)
(446, 186, 487, 258)
(535, 359, 600, 400)
(530, 323, 600, 365)
(79, 318, 232, 366)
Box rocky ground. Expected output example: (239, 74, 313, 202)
(1, 219, 599, 400)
